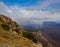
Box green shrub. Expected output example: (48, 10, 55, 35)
(14, 29, 19, 33)
(1, 23, 10, 31)
(23, 32, 37, 43)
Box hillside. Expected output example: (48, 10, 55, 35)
(0, 14, 55, 47)
(29, 31, 60, 47)
(41, 22, 60, 42)
(0, 14, 41, 47)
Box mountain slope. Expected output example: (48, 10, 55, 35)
(0, 14, 43, 47)
(0, 14, 56, 47)
(41, 22, 60, 42)
(41, 22, 60, 47)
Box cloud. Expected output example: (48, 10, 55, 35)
(36, 0, 60, 10)
(0, 2, 60, 26)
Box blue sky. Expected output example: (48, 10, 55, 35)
(0, 0, 60, 10)
(46, 3, 60, 10)
(0, 0, 60, 24)
(0, 0, 40, 6)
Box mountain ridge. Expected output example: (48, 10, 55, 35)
(0, 14, 57, 47)
(0, 14, 38, 47)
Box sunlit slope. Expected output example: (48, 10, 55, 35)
(0, 14, 43, 47)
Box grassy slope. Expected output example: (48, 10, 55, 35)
(0, 15, 36, 47)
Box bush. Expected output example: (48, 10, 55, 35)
(14, 29, 19, 33)
(23, 32, 37, 43)
(1, 23, 10, 31)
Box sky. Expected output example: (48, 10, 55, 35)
(0, 0, 60, 25)
(0, 0, 60, 10)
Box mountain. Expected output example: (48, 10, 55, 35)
(20, 23, 41, 30)
(41, 22, 60, 46)
(0, 14, 42, 47)
(20, 21, 60, 42)
(0, 14, 58, 47)
(29, 30, 60, 47)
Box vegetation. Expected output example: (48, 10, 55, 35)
(23, 32, 37, 43)
(0, 14, 36, 47)
(14, 29, 19, 33)
(1, 23, 10, 31)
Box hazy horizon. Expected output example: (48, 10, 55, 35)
(0, 0, 60, 25)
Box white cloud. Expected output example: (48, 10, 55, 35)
(0, 2, 60, 25)
(36, 0, 60, 10)
(8, 9, 12, 13)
